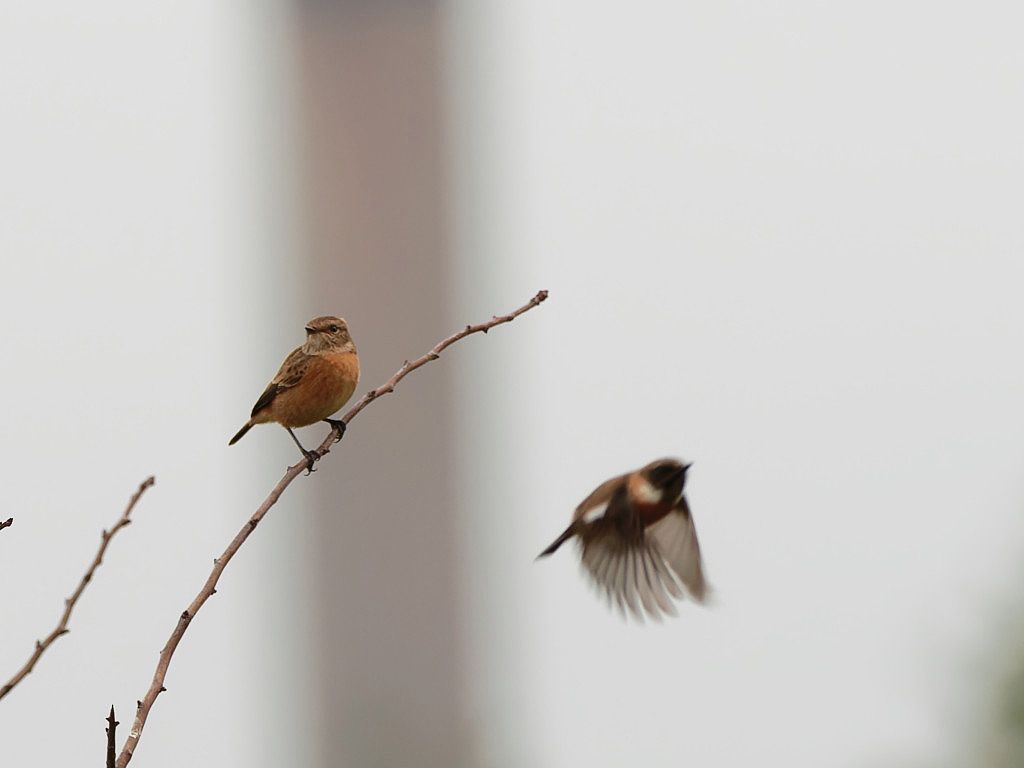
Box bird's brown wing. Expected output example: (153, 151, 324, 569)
(647, 496, 708, 602)
(572, 472, 630, 522)
(250, 347, 310, 417)
(579, 489, 681, 621)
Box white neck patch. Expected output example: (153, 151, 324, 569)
(631, 476, 663, 504)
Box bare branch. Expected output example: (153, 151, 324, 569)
(338, 288, 550, 427)
(0, 476, 155, 702)
(115, 290, 549, 767)
(106, 706, 118, 768)
(0, 518, 11, 532)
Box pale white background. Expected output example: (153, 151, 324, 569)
(0, 3, 316, 766)
(446, 2, 1024, 767)
(2, 2, 1024, 767)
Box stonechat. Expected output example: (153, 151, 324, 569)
(229, 315, 360, 471)
(537, 458, 708, 620)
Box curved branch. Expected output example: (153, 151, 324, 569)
(115, 289, 549, 767)
(0, 476, 155, 701)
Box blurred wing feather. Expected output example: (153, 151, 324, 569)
(580, 534, 683, 621)
(579, 495, 707, 619)
(647, 497, 708, 602)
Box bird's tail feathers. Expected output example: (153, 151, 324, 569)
(228, 420, 254, 446)
(536, 524, 576, 560)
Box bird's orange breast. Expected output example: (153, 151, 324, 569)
(632, 499, 674, 527)
(271, 351, 360, 428)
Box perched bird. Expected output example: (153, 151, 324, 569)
(538, 458, 708, 620)
(229, 315, 360, 472)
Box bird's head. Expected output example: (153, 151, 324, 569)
(303, 315, 354, 353)
(640, 458, 691, 501)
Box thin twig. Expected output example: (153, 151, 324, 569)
(115, 289, 549, 767)
(336, 289, 550, 428)
(0, 477, 155, 701)
(106, 706, 118, 768)
(0, 517, 12, 532)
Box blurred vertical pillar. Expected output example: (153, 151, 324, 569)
(295, 2, 465, 766)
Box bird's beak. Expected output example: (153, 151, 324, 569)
(305, 326, 315, 334)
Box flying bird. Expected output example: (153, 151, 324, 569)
(538, 458, 708, 620)
(229, 315, 360, 472)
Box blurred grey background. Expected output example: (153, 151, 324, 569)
(2, 2, 1024, 766)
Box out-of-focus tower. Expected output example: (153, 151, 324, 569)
(295, 2, 466, 766)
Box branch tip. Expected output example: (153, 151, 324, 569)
(106, 705, 118, 768)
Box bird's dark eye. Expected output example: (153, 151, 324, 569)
(329, 325, 339, 333)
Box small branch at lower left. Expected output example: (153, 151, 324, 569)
(0, 476, 155, 702)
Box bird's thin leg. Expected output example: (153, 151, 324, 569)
(323, 418, 347, 441)
(286, 428, 319, 474)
